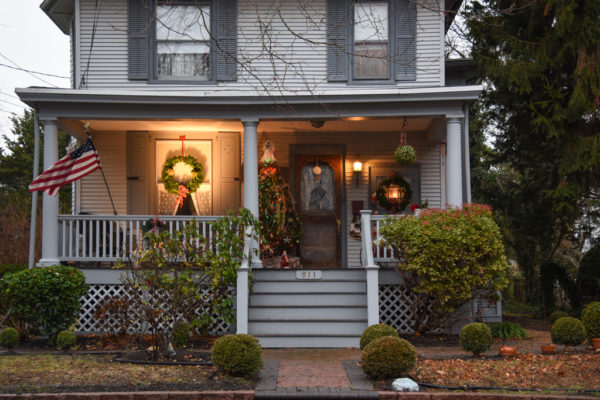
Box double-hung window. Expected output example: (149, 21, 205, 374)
(155, 2, 211, 80)
(353, 1, 389, 79)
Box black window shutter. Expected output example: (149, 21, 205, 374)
(128, 0, 150, 80)
(326, 0, 348, 82)
(215, 0, 238, 82)
(395, 0, 416, 80)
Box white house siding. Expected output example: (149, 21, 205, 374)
(77, 0, 443, 92)
(79, 131, 128, 215)
(255, 130, 441, 268)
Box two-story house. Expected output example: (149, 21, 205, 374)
(17, 0, 497, 347)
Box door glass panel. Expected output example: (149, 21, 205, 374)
(300, 162, 335, 212)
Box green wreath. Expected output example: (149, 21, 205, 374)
(375, 174, 412, 213)
(161, 155, 205, 195)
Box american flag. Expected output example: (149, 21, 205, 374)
(29, 138, 102, 196)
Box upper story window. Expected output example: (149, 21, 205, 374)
(353, 1, 389, 79)
(128, 0, 237, 83)
(156, 3, 211, 80)
(327, 0, 416, 83)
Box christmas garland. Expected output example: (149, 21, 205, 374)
(375, 174, 412, 213)
(161, 155, 205, 195)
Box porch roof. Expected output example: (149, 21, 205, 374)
(16, 86, 482, 121)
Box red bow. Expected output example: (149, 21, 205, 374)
(175, 184, 190, 210)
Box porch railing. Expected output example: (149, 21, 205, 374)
(57, 214, 220, 262)
(371, 214, 402, 263)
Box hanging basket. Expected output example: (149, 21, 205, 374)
(161, 155, 205, 195)
(394, 145, 417, 167)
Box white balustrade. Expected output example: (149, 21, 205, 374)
(57, 214, 220, 262)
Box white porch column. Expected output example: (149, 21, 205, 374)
(241, 118, 262, 268)
(446, 117, 463, 208)
(39, 119, 60, 266)
(236, 262, 249, 334)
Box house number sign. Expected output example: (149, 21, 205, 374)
(296, 270, 322, 280)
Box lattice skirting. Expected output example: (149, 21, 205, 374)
(378, 285, 419, 333)
(78, 283, 234, 335)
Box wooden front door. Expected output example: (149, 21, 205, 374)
(294, 154, 342, 268)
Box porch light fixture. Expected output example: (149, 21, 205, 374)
(313, 158, 322, 181)
(387, 184, 401, 199)
(353, 161, 362, 186)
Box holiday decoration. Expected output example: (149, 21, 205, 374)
(394, 117, 417, 166)
(161, 155, 205, 195)
(375, 173, 412, 214)
(258, 141, 302, 261)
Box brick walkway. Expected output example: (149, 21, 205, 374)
(277, 359, 351, 388)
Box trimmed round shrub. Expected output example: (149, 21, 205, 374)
(360, 323, 398, 350)
(212, 334, 262, 377)
(0, 265, 88, 344)
(0, 327, 19, 349)
(460, 323, 492, 355)
(551, 317, 586, 346)
(581, 302, 600, 340)
(56, 330, 76, 350)
(361, 336, 417, 379)
(172, 321, 191, 348)
(549, 311, 569, 324)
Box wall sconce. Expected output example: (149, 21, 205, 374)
(353, 161, 363, 186)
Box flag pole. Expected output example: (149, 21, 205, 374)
(28, 109, 41, 269)
(84, 123, 117, 216)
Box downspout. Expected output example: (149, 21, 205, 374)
(28, 108, 41, 269)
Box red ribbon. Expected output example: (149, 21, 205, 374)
(175, 184, 190, 210)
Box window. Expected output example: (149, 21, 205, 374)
(155, 3, 211, 80)
(353, 1, 389, 79)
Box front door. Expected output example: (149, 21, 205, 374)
(294, 154, 342, 268)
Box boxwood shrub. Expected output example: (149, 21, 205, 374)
(460, 322, 493, 356)
(211, 334, 262, 377)
(0, 327, 19, 349)
(361, 336, 417, 379)
(172, 321, 191, 348)
(0, 265, 88, 344)
(551, 317, 586, 346)
(581, 302, 600, 340)
(56, 330, 77, 350)
(360, 323, 398, 350)
(549, 311, 570, 324)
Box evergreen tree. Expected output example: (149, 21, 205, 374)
(466, 0, 600, 299)
(258, 142, 301, 260)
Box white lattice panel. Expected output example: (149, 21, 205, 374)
(379, 285, 418, 333)
(79, 283, 234, 335)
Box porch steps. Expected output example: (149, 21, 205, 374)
(248, 269, 368, 348)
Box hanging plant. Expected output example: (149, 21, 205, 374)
(394, 117, 417, 166)
(375, 174, 412, 214)
(161, 155, 205, 195)
(394, 145, 417, 166)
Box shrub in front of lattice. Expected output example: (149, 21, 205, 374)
(172, 321, 191, 348)
(212, 334, 262, 377)
(0, 327, 19, 349)
(361, 336, 416, 379)
(379, 204, 510, 333)
(460, 323, 493, 356)
(581, 302, 600, 341)
(549, 310, 569, 325)
(360, 323, 398, 350)
(57, 330, 77, 350)
(551, 317, 586, 346)
(0, 265, 88, 345)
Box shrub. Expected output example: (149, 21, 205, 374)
(0, 264, 26, 280)
(581, 302, 600, 340)
(551, 317, 586, 346)
(56, 330, 77, 350)
(360, 323, 398, 350)
(172, 321, 191, 348)
(211, 334, 262, 377)
(361, 336, 417, 379)
(0, 265, 88, 344)
(577, 244, 600, 303)
(549, 311, 570, 324)
(0, 327, 19, 349)
(489, 322, 528, 340)
(380, 204, 510, 333)
(460, 323, 493, 355)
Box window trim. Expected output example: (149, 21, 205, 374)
(349, 0, 396, 84)
(149, 0, 218, 85)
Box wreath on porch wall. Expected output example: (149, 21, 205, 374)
(375, 174, 412, 214)
(161, 155, 205, 195)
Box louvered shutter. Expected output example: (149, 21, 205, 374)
(215, 0, 238, 82)
(395, 0, 416, 80)
(128, 0, 150, 80)
(327, 0, 348, 82)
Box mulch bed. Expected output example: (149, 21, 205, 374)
(399, 333, 460, 347)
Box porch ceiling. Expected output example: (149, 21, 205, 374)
(78, 117, 434, 133)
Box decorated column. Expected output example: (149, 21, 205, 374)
(446, 117, 463, 208)
(39, 119, 60, 266)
